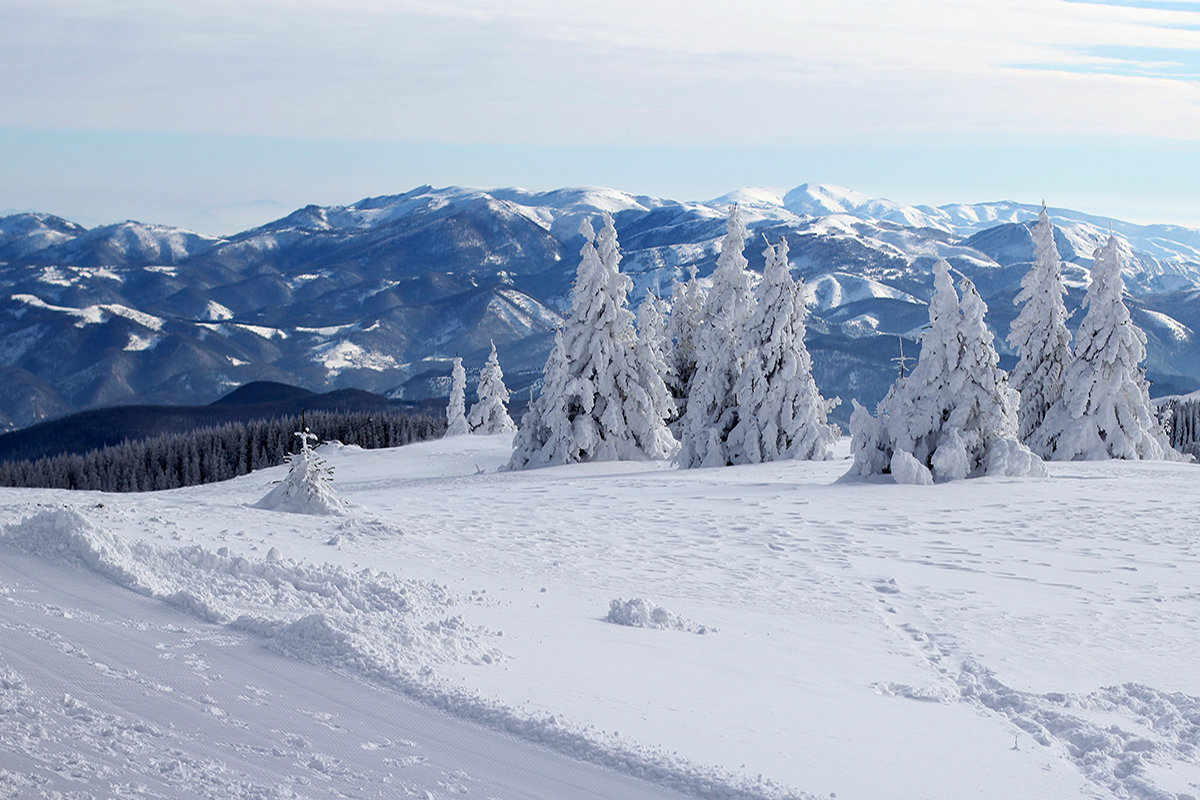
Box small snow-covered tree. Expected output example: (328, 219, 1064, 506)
(1035, 235, 1173, 460)
(1009, 204, 1073, 453)
(848, 258, 1044, 482)
(678, 204, 757, 468)
(665, 266, 707, 426)
(254, 429, 347, 515)
(727, 237, 839, 463)
(508, 214, 676, 469)
(467, 342, 516, 434)
(444, 357, 469, 437)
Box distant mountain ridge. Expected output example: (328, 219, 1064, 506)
(3, 182, 1200, 432)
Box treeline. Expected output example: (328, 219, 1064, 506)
(0, 410, 444, 493)
(1159, 396, 1200, 459)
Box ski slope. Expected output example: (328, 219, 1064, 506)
(2, 435, 1199, 799)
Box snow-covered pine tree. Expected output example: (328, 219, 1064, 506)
(677, 204, 757, 468)
(507, 214, 676, 469)
(636, 289, 675, 421)
(848, 258, 1043, 482)
(467, 341, 516, 434)
(1035, 235, 1174, 460)
(254, 429, 347, 515)
(444, 357, 469, 437)
(665, 266, 706, 428)
(1008, 204, 1073, 454)
(727, 236, 839, 463)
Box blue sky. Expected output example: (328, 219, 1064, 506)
(3, 0, 1200, 234)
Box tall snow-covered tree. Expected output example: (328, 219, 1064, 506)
(848, 258, 1043, 483)
(1008, 204, 1073, 453)
(636, 289, 675, 419)
(444, 357, 469, 437)
(467, 341, 516, 434)
(508, 214, 676, 469)
(1035, 235, 1173, 460)
(665, 266, 706, 427)
(677, 204, 757, 468)
(727, 237, 839, 463)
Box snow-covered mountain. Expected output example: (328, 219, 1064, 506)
(3, 183, 1200, 431)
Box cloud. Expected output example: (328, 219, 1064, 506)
(2, 0, 1200, 145)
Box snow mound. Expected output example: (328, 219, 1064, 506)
(606, 598, 714, 635)
(890, 450, 933, 485)
(2, 507, 499, 668)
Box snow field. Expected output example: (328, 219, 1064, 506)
(2, 434, 1199, 799)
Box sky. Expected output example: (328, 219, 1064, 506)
(3, 0, 1200, 235)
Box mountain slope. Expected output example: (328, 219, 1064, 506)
(2, 182, 1199, 430)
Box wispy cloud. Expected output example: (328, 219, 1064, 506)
(3, 0, 1200, 146)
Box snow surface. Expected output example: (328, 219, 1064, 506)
(2, 435, 1200, 799)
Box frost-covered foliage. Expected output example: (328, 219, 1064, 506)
(254, 429, 348, 515)
(727, 237, 839, 463)
(848, 258, 1045, 482)
(1009, 205, 1073, 454)
(637, 290, 672, 389)
(445, 357, 469, 437)
(467, 342, 516, 435)
(665, 267, 706, 427)
(1159, 394, 1200, 459)
(1035, 236, 1174, 461)
(678, 205, 757, 468)
(508, 215, 676, 469)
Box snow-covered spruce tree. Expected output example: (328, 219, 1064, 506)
(254, 429, 347, 515)
(847, 258, 1044, 483)
(637, 290, 674, 412)
(677, 204, 757, 468)
(1035, 235, 1174, 460)
(444, 357, 469, 437)
(727, 236, 839, 463)
(665, 266, 706, 428)
(467, 341, 516, 434)
(1008, 204, 1073, 454)
(507, 214, 676, 469)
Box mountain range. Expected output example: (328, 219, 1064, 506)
(3, 182, 1200, 434)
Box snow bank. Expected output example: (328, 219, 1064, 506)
(2, 508, 799, 800)
(2, 507, 496, 667)
(606, 597, 715, 634)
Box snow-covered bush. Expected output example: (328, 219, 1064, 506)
(847, 258, 1045, 482)
(254, 430, 348, 515)
(445, 357, 469, 437)
(467, 342, 516, 435)
(508, 215, 676, 469)
(1009, 205, 1073, 454)
(1034, 235, 1175, 461)
(727, 236, 839, 463)
(678, 205, 756, 468)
